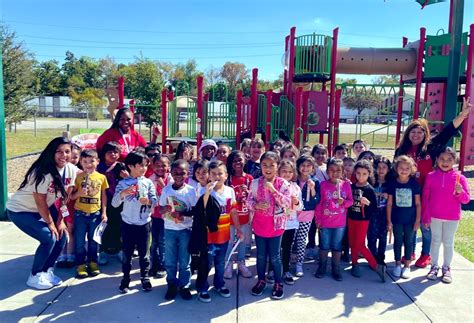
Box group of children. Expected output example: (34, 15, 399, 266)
(56, 135, 470, 302)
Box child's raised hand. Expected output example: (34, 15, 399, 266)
(307, 179, 315, 190)
(454, 183, 463, 195)
(139, 197, 149, 205)
(120, 186, 136, 198)
(460, 96, 472, 119)
(291, 195, 299, 206)
(78, 186, 88, 197)
(156, 177, 166, 188)
(360, 197, 371, 206)
(205, 181, 218, 193)
(337, 197, 344, 205)
(120, 170, 130, 179)
(264, 181, 276, 193)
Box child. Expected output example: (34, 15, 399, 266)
(148, 154, 173, 278)
(244, 138, 265, 179)
(112, 151, 158, 293)
(342, 157, 355, 182)
(188, 159, 210, 197)
(280, 143, 300, 163)
(357, 150, 376, 165)
(240, 138, 252, 160)
(386, 155, 421, 279)
(423, 147, 470, 283)
(145, 143, 161, 177)
(368, 157, 392, 267)
(247, 151, 292, 300)
(159, 159, 197, 300)
(199, 139, 218, 161)
(71, 149, 109, 278)
(294, 154, 321, 277)
(57, 144, 82, 268)
(174, 141, 194, 162)
(216, 143, 232, 164)
(352, 139, 367, 159)
(347, 160, 384, 281)
(334, 144, 348, 160)
(315, 158, 353, 281)
(311, 144, 329, 182)
(341, 156, 356, 261)
(224, 151, 253, 279)
(269, 139, 286, 155)
(97, 142, 127, 265)
(194, 161, 243, 303)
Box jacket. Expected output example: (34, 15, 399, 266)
(188, 194, 221, 256)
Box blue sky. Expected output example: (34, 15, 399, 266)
(1, 0, 473, 83)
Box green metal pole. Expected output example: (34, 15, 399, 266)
(0, 33, 8, 219)
(444, 0, 464, 136)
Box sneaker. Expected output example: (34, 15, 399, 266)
(27, 272, 53, 290)
(392, 265, 402, 277)
(251, 280, 266, 296)
(415, 255, 431, 268)
(119, 278, 130, 294)
(401, 253, 416, 263)
(427, 265, 440, 280)
(216, 287, 231, 298)
(441, 266, 452, 284)
(266, 271, 275, 284)
(401, 266, 411, 279)
(98, 252, 109, 265)
(283, 272, 295, 285)
(156, 269, 167, 278)
(88, 261, 100, 277)
(141, 278, 152, 292)
(351, 264, 361, 278)
(295, 262, 304, 277)
(238, 261, 252, 278)
(56, 255, 68, 268)
(271, 283, 284, 300)
(76, 264, 88, 279)
(224, 263, 233, 279)
(305, 248, 316, 260)
(165, 284, 178, 300)
(198, 291, 211, 303)
(179, 287, 192, 300)
(376, 264, 386, 283)
(46, 268, 63, 286)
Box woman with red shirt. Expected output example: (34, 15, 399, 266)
(394, 97, 471, 268)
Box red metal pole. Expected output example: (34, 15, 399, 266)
(294, 87, 303, 148)
(396, 37, 409, 147)
(328, 27, 339, 155)
(129, 99, 135, 131)
(302, 91, 309, 143)
(118, 76, 125, 109)
(265, 89, 273, 149)
(161, 90, 167, 154)
(414, 28, 426, 120)
(197, 76, 204, 150)
(459, 24, 474, 171)
(288, 27, 296, 101)
(448, 0, 454, 33)
(251, 68, 258, 139)
(332, 89, 342, 152)
(319, 133, 324, 144)
(236, 90, 243, 149)
(284, 35, 290, 96)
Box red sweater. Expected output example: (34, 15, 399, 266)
(96, 128, 147, 162)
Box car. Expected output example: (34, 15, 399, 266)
(374, 114, 409, 125)
(179, 112, 188, 121)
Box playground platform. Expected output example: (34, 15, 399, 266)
(0, 221, 473, 322)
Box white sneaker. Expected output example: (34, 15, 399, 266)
(401, 266, 411, 279)
(27, 272, 53, 290)
(392, 265, 402, 277)
(98, 252, 109, 265)
(224, 263, 233, 279)
(46, 268, 63, 286)
(295, 262, 304, 277)
(237, 261, 252, 278)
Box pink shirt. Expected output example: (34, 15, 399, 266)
(422, 169, 470, 224)
(247, 177, 291, 238)
(315, 180, 354, 228)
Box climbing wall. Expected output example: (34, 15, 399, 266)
(426, 83, 446, 132)
(462, 73, 474, 167)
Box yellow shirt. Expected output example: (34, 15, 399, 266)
(74, 171, 109, 214)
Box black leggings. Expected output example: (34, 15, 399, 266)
(393, 223, 414, 262)
(121, 221, 151, 279)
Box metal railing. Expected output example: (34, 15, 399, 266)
(294, 33, 332, 76)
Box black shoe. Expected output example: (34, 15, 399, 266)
(216, 287, 231, 298)
(251, 280, 266, 296)
(141, 278, 152, 292)
(351, 264, 361, 278)
(198, 291, 211, 303)
(377, 264, 386, 283)
(271, 283, 284, 300)
(179, 287, 192, 300)
(56, 260, 68, 268)
(119, 278, 130, 294)
(165, 284, 178, 300)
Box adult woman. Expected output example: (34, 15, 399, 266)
(394, 97, 471, 268)
(6, 137, 77, 290)
(96, 108, 147, 161)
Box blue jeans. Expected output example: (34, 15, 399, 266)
(412, 225, 431, 256)
(165, 229, 191, 288)
(196, 242, 229, 292)
(74, 210, 101, 265)
(7, 209, 67, 275)
(255, 234, 282, 284)
(224, 224, 250, 263)
(150, 218, 165, 270)
(319, 227, 346, 252)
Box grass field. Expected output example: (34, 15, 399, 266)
(456, 211, 474, 262)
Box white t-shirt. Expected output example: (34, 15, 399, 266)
(7, 163, 77, 213)
(314, 164, 329, 183)
(210, 185, 236, 211)
(159, 183, 197, 230)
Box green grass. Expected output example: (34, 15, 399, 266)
(306, 133, 397, 149)
(456, 211, 474, 262)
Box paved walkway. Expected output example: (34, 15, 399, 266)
(0, 222, 473, 322)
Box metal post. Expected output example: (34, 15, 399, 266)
(414, 28, 426, 120)
(0, 33, 8, 219)
(328, 27, 339, 155)
(396, 37, 408, 147)
(250, 68, 258, 139)
(236, 90, 243, 148)
(294, 87, 303, 148)
(197, 76, 204, 150)
(86, 106, 89, 129)
(34, 111, 37, 137)
(265, 89, 273, 148)
(288, 27, 296, 101)
(161, 90, 167, 154)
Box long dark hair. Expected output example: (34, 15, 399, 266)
(19, 137, 71, 199)
(110, 108, 132, 130)
(395, 119, 430, 158)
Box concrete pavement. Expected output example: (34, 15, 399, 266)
(0, 222, 473, 322)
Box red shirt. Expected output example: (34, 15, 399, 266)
(228, 173, 253, 225)
(149, 173, 173, 219)
(96, 128, 147, 162)
(407, 146, 433, 188)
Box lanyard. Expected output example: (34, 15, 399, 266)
(119, 129, 131, 153)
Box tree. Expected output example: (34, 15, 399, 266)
(33, 60, 64, 96)
(207, 82, 228, 101)
(70, 87, 107, 120)
(372, 75, 399, 85)
(221, 62, 249, 100)
(342, 92, 383, 115)
(2, 26, 36, 125)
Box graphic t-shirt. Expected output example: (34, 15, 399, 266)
(149, 173, 174, 219)
(387, 178, 421, 225)
(74, 171, 109, 214)
(208, 186, 237, 244)
(228, 174, 253, 225)
(159, 184, 197, 230)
